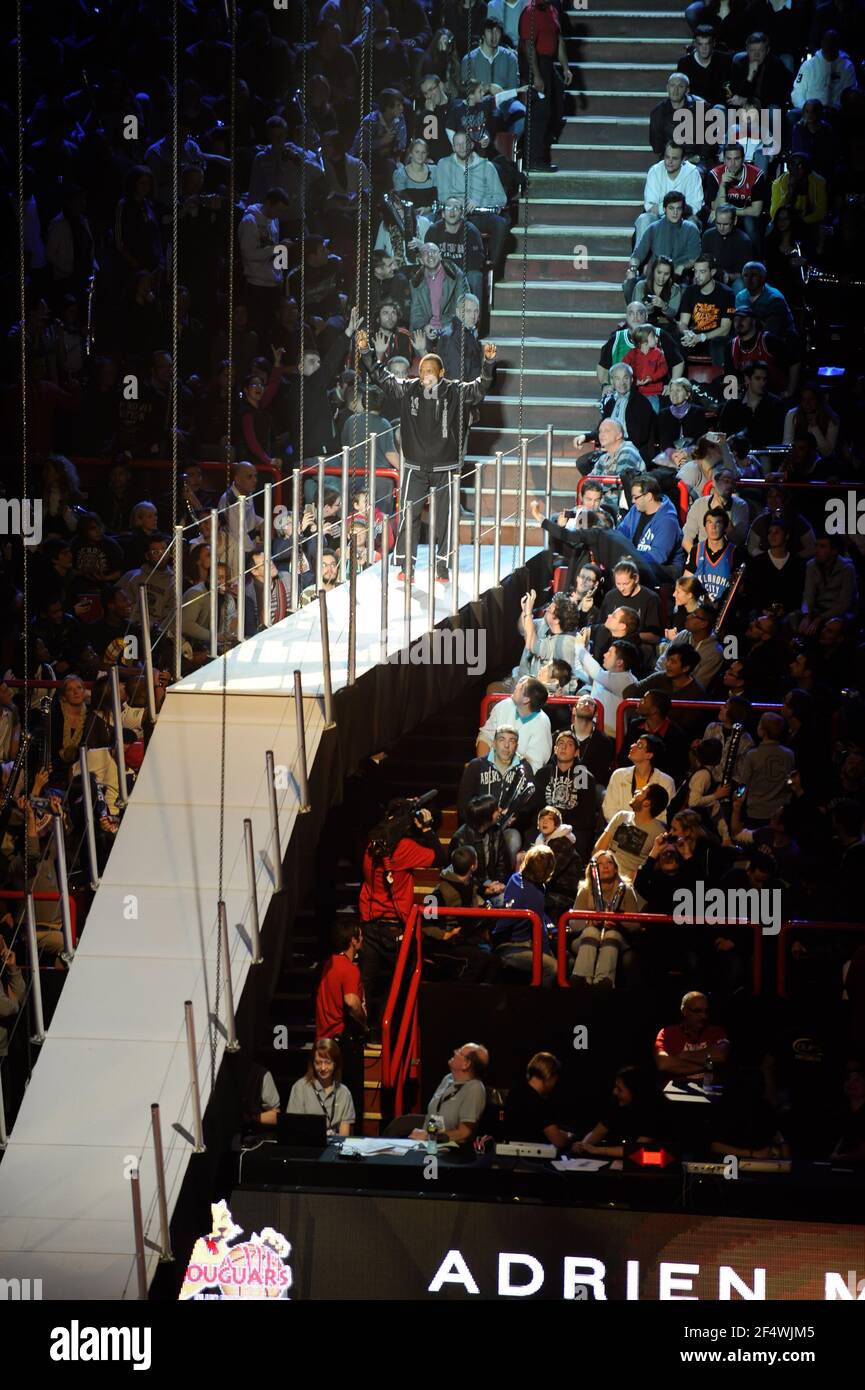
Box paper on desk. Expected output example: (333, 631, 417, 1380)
(340, 1137, 424, 1156)
(552, 1157, 609, 1172)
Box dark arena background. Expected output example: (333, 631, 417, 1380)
(0, 0, 864, 1354)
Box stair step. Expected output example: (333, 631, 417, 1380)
(494, 283, 623, 312)
(502, 253, 629, 282)
(524, 170, 645, 198)
(491, 308, 619, 338)
(480, 337, 604, 364)
(567, 6, 683, 28)
(524, 199, 641, 225)
(512, 226, 633, 257)
(555, 145, 650, 172)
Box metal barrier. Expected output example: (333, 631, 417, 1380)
(614, 698, 783, 755)
(479, 692, 605, 735)
(556, 909, 764, 994)
(776, 920, 865, 998)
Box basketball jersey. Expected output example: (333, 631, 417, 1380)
(693, 540, 735, 604)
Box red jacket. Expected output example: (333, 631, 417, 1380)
(359, 837, 438, 923)
(623, 345, 668, 396)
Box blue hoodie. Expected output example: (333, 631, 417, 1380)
(616, 494, 683, 566)
(496, 872, 555, 953)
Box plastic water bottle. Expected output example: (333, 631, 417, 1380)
(426, 1118, 438, 1154)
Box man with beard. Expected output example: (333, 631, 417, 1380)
(529, 729, 599, 864)
(457, 725, 535, 862)
(424, 199, 485, 302)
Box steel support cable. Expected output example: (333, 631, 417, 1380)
(517, 4, 536, 448)
(15, 0, 32, 1057)
(171, 0, 180, 534)
(211, 0, 239, 1090)
(298, 0, 308, 506)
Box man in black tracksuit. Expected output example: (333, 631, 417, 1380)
(357, 327, 496, 578)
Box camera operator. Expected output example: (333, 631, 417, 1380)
(359, 795, 446, 1026)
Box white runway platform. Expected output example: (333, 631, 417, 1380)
(0, 543, 542, 1298)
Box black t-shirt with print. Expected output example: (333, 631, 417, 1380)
(679, 282, 735, 335)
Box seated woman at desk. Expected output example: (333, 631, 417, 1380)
(707, 1068, 789, 1160)
(286, 1038, 355, 1138)
(572, 1065, 665, 1159)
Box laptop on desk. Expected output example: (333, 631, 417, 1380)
(275, 1112, 329, 1153)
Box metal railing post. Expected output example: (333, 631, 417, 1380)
(262, 482, 273, 628)
(109, 664, 129, 810)
(403, 500, 413, 653)
(472, 459, 483, 602)
(209, 508, 219, 657)
(52, 813, 75, 963)
(380, 505, 390, 664)
(173, 524, 184, 681)
(493, 451, 503, 583)
(139, 587, 158, 723)
(217, 901, 240, 1052)
(347, 534, 358, 686)
(427, 484, 437, 632)
(289, 470, 301, 611)
(339, 445, 351, 575)
(450, 473, 461, 617)
(150, 1103, 173, 1261)
(293, 669, 312, 813)
(78, 746, 100, 891)
(235, 499, 246, 643)
(129, 1166, 149, 1298)
(25, 893, 46, 1044)
(315, 455, 326, 592)
(544, 424, 554, 522)
(183, 1000, 206, 1152)
(366, 433, 377, 570)
(318, 590, 335, 729)
(518, 436, 528, 568)
(264, 750, 284, 892)
(243, 818, 263, 964)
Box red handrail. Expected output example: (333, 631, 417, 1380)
(776, 920, 865, 998)
(381, 904, 548, 1105)
(614, 698, 783, 755)
(556, 908, 763, 994)
(1, 891, 78, 951)
(479, 693, 605, 735)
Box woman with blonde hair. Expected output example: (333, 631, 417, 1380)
(285, 1038, 355, 1137)
(570, 850, 640, 988)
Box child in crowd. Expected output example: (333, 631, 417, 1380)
(623, 326, 668, 410)
(687, 737, 732, 841)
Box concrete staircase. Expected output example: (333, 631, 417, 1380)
(464, 2, 690, 542)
